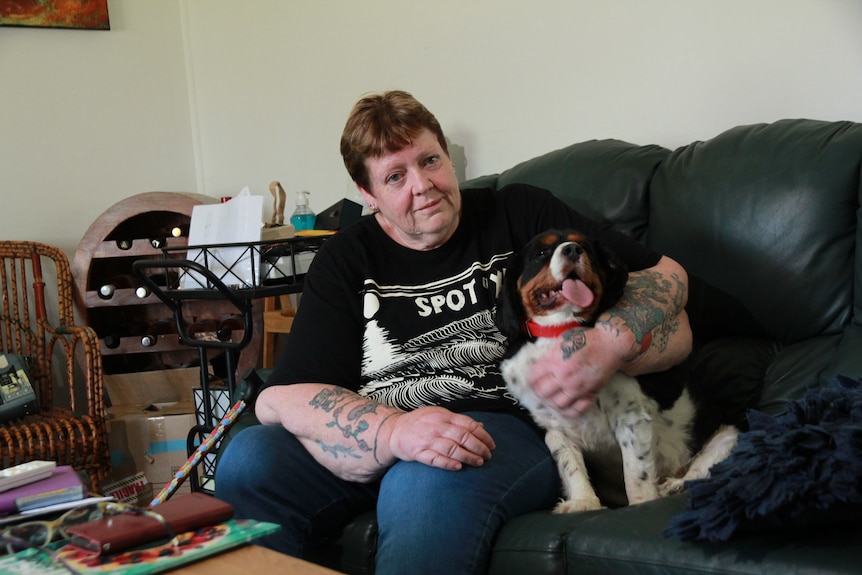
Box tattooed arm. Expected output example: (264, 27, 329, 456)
(255, 384, 495, 483)
(529, 255, 692, 416)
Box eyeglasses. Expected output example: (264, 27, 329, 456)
(1, 500, 177, 574)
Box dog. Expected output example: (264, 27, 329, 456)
(496, 229, 738, 513)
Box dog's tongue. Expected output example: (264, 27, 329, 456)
(561, 278, 594, 308)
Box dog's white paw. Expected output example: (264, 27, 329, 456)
(658, 477, 686, 497)
(627, 490, 661, 505)
(553, 496, 604, 514)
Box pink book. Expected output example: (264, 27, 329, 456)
(0, 466, 86, 515)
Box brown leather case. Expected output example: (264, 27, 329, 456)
(65, 492, 234, 555)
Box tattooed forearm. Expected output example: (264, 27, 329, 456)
(309, 387, 383, 458)
(598, 270, 686, 357)
(316, 440, 362, 460)
(561, 329, 587, 360)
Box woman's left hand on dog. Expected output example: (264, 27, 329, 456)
(527, 322, 627, 416)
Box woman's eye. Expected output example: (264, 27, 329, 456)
(425, 155, 439, 167)
(385, 173, 403, 185)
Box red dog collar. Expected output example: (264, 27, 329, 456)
(522, 319, 584, 338)
(522, 321, 653, 354)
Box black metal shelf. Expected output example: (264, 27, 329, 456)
(132, 235, 327, 493)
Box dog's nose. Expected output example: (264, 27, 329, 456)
(561, 242, 584, 260)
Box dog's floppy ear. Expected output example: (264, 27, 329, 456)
(595, 240, 629, 312)
(495, 252, 526, 342)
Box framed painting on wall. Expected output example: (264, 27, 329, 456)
(0, 0, 110, 30)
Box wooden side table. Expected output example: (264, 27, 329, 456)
(262, 294, 297, 368)
(169, 544, 344, 574)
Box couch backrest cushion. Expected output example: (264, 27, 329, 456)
(486, 139, 669, 242)
(649, 119, 862, 344)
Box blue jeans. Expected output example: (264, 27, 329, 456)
(215, 411, 560, 575)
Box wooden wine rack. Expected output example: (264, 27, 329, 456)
(72, 192, 262, 377)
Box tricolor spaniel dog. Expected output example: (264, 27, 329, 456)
(497, 229, 737, 513)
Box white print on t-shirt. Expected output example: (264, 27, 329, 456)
(362, 256, 508, 320)
(357, 254, 513, 411)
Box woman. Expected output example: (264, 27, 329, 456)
(216, 90, 691, 574)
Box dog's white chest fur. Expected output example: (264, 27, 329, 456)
(503, 339, 620, 449)
(501, 338, 696, 512)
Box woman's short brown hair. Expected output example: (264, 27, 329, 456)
(340, 90, 449, 192)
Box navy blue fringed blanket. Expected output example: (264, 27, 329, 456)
(664, 375, 862, 542)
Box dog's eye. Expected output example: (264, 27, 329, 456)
(535, 248, 551, 259)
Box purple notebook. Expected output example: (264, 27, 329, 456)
(0, 466, 86, 515)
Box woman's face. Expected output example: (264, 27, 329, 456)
(358, 129, 461, 251)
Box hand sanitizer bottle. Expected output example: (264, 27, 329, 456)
(290, 191, 316, 231)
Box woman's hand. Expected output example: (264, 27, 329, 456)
(528, 325, 624, 416)
(377, 407, 496, 470)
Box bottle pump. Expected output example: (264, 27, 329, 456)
(290, 191, 316, 231)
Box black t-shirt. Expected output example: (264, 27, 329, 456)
(265, 184, 661, 417)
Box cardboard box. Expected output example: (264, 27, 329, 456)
(103, 368, 203, 505)
(102, 471, 151, 506)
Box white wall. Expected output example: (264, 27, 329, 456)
(0, 0, 196, 255)
(3, 0, 861, 256)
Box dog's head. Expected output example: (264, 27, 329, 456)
(496, 229, 628, 341)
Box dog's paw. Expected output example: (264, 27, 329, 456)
(552, 497, 603, 514)
(625, 479, 660, 505)
(658, 477, 686, 497)
(627, 490, 660, 505)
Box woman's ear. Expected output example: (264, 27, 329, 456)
(357, 184, 377, 212)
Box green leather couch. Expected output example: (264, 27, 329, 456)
(228, 119, 862, 574)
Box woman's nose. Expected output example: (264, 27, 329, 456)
(407, 167, 432, 195)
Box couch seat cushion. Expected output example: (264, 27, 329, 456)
(488, 495, 862, 575)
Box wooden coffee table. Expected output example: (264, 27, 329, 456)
(169, 544, 344, 574)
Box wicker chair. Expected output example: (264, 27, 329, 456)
(0, 241, 110, 492)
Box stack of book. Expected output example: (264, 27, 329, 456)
(0, 491, 281, 574)
(0, 461, 86, 516)
(0, 518, 280, 574)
